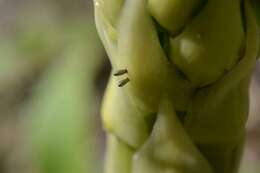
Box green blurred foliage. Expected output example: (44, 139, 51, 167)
(23, 26, 102, 173)
(0, 1, 104, 173)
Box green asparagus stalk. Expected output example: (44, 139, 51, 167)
(94, 0, 259, 173)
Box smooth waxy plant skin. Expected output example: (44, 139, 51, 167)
(149, 0, 206, 35)
(94, 0, 259, 173)
(169, 0, 245, 86)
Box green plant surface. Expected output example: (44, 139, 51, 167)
(251, 0, 260, 23)
(94, 0, 260, 173)
(251, 0, 260, 57)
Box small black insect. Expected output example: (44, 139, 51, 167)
(118, 78, 130, 87)
(113, 69, 128, 76)
(113, 69, 130, 87)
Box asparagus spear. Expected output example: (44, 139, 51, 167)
(94, 0, 259, 173)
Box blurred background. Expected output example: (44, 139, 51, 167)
(0, 0, 259, 173)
